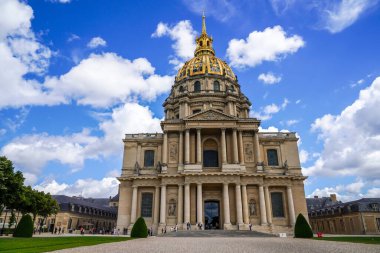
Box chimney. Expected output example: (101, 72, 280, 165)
(330, 194, 337, 202)
(314, 196, 318, 199)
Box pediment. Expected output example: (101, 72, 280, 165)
(184, 109, 237, 121)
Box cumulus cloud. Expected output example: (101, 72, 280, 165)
(1, 103, 162, 181)
(299, 149, 309, 164)
(226, 26, 304, 68)
(320, 0, 378, 33)
(258, 72, 282, 85)
(259, 126, 290, 133)
(250, 98, 289, 120)
(152, 20, 196, 69)
(307, 180, 365, 202)
(305, 77, 380, 180)
(34, 177, 119, 198)
(182, 0, 236, 22)
(87, 36, 107, 49)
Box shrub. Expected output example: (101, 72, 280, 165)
(13, 214, 33, 238)
(131, 217, 148, 238)
(294, 213, 313, 238)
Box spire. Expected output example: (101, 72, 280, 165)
(202, 11, 207, 34)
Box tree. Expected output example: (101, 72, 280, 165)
(8, 210, 16, 229)
(294, 213, 313, 238)
(0, 156, 24, 216)
(13, 214, 33, 237)
(131, 217, 148, 238)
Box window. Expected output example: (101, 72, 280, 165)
(271, 192, 285, 217)
(144, 150, 155, 167)
(193, 109, 201, 114)
(376, 218, 380, 232)
(141, 193, 153, 217)
(213, 81, 220, 91)
(267, 149, 279, 166)
(179, 86, 184, 93)
(194, 81, 201, 92)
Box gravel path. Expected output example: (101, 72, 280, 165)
(50, 237, 380, 253)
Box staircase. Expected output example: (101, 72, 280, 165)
(158, 229, 275, 237)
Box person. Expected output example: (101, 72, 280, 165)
(80, 227, 84, 235)
(62, 228, 65, 234)
(150, 227, 153, 236)
(249, 223, 252, 231)
(161, 228, 164, 234)
(175, 224, 178, 232)
(58, 227, 61, 234)
(54, 227, 57, 234)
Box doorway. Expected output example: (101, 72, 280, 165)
(204, 200, 220, 229)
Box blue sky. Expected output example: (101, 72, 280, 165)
(1, 0, 380, 200)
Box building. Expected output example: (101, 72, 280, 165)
(306, 194, 341, 212)
(308, 198, 380, 235)
(0, 195, 117, 234)
(116, 15, 308, 234)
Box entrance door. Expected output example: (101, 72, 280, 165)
(204, 200, 220, 229)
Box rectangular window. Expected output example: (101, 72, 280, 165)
(271, 192, 285, 217)
(267, 149, 279, 166)
(376, 218, 380, 232)
(144, 150, 155, 167)
(141, 193, 153, 218)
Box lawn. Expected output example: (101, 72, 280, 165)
(0, 236, 132, 253)
(314, 236, 380, 245)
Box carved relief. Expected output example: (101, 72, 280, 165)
(169, 142, 178, 163)
(244, 143, 254, 162)
(189, 110, 234, 121)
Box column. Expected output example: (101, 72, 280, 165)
(197, 129, 202, 164)
(287, 186, 296, 226)
(154, 186, 160, 225)
(238, 131, 245, 165)
(254, 131, 262, 164)
(130, 186, 138, 224)
(259, 185, 267, 225)
(179, 131, 183, 165)
(223, 183, 231, 225)
(177, 184, 183, 225)
(160, 185, 167, 224)
(235, 184, 243, 226)
(232, 129, 239, 164)
(264, 186, 272, 224)
(241, 185, 249, 224)
(185, 129, 190, 164)
(184, 183, 190, 224)
(197, 183, 203, 226)
(116, 181, 132, 229)
(163, 131, 168, 164)
(221, 129, 227, 164)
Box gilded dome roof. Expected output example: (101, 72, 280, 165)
(176, 15, 236, 81)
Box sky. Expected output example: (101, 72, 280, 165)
(1, 0, 380, 201)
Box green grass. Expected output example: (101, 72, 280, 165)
(0, 236, 133, 253)
(314, 236, 380, 245)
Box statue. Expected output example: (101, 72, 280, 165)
(168, 200, 176, 216)
(134, 162, 140, 175)
(249, 199, 256, 216)
(156, 162, 162, 173)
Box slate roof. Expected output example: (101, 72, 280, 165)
(110, 193, 119, 202)
(308, 198, 380, 216)
(306, 197, 341, 212)
(52, 195, 117, 213)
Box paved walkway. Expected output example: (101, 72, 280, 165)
(51, 237, 380, 253)
(159, 230, 275, 237)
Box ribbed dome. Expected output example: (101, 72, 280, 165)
(175, 14, 236, 82)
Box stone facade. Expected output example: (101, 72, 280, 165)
(116, 15, 308, 235)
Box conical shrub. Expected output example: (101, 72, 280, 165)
(294, 213, 313, 238)
(131, 217, 148, 238)
(13, 214, 34, 238)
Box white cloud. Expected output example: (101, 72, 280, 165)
(45, 53, 173, 108)
(152, 20, 196, 69)
(269, 0, 296, 16)
(1, 103, 162, 181)
(320, 0, 378, 33)
(299, 149, 309, 164)
(226, 26, 304, 68)
(308, 180, 367, 202)
(67, 33, 80, 42)
(258, 126, 290, 133)
(87, 36, 107, 49)
(305, 77, 380, 180)
(258, 72, 282, 85)
(182, 0, 236, 22)
(251, 98, 289, 120)
(34, 177, 119, 198)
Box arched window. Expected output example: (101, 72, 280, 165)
(203, 138, 219, 167)
(213, 81, 220, 91)
(194, 81, 201, 92)
(144, 150, 155, 167)
(179, 85, 184, 93)
(267, 149, 279, 166)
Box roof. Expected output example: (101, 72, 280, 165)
(306, 197, 341, 212)
(53, 195, 116, 213)
(110, 193, 119, 201)
(308, 198, 380, 214)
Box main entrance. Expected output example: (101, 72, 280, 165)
(204, 200, 220, 229)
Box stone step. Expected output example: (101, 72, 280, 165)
(158, 230, 276, 237)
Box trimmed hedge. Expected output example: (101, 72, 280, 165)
(131, 217, 148, 238)
(13, 214, 33, 238)
(294, 213, 313, 238)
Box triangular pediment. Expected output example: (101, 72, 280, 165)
(184, 109, 237, 121)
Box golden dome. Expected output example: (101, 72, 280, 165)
(176, 15, 236, 81)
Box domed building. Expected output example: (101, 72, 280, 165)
(116, 15, 308, 234)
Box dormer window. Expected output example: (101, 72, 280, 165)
(194, 81, 201, 92)
(213, 81, 220, 91)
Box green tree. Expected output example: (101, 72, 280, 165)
(8, 210, 16, 228)
(0, 156, 24, 216)
(131, 217, 148, 238)
(294, 213, 313, 238)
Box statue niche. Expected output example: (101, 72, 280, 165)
(168, 199, 177, 216)
(249, 199, 257, 216)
